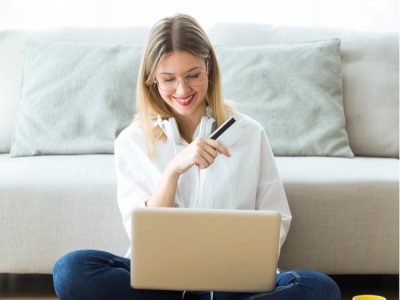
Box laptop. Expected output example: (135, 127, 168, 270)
(130, 207, 281, 292)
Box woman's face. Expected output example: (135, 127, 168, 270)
(155, 51, 208, 124)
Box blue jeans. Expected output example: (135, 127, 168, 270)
(53, 250, 340, 300)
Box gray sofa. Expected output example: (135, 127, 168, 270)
(0, 23, 398, 275)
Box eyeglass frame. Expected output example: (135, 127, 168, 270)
(153, 66, 208, 91)
(153, 57, 210, 92)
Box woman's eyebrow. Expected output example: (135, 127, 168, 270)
(159, 66, 202, 75)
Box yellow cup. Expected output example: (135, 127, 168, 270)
(352, 296, 386, 300)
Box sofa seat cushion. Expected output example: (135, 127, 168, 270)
(0, 155, 397, 273)
(276, 157, 399, 273)
(276, 156, 397, 183)
(0, 154, 128, 273)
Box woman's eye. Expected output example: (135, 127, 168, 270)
(163, 78, 175, 82)
(187, 74, 199, 79)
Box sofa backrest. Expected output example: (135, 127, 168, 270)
(0, 24, 398, 157)
(208, 23, 399, 158)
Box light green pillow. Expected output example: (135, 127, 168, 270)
(10, 41, 142, 157)
(215, 39, 354, 157)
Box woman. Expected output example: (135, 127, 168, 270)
(53, 14, 341, 300)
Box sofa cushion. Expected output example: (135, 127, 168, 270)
(0, 154, 397, 273)
(276, 156, 399, 273)
(10, 41, 142, 157)
(209, 23, 399, 158)
(0, 27, 150, 154)
(0, 154, 128, 273)
(215, 39, 353, 157)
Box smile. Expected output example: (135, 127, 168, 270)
(172, 94, 196, 106)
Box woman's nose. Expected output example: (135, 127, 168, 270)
(175, 78, 191, 95)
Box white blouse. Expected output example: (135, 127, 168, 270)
(114, 112, 292, 258)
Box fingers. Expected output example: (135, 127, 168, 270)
(201, 142, 219, 160)
(194, 156, 211, 169)
(197, 147, 216, 166)
(203, 138, 231, 157)
(191, 137, 231, 170)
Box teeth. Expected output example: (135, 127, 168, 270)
(175, 95, 193, 103)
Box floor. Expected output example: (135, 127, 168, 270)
(0, 274, 398, 299)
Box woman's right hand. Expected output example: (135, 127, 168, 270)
(146, 138, 231, 208)
(167, 137, 231, 175)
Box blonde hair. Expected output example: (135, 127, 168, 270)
(136, 13, 234, 158)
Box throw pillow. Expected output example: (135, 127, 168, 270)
(215, 39, 354, 157)
(10, 41, 142, 157)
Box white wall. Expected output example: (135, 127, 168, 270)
(0, 0, 398, 32)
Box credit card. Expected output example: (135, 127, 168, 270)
(209, 117, 242, 148)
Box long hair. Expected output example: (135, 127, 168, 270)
(136, 13, 234, 158)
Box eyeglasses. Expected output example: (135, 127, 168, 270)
(154, 67, 207, 91)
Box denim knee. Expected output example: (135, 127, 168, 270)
(52, 249, 94, 299)
(294, 270, 341, 300)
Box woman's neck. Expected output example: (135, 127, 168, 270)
(175, 105, 207, 142)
